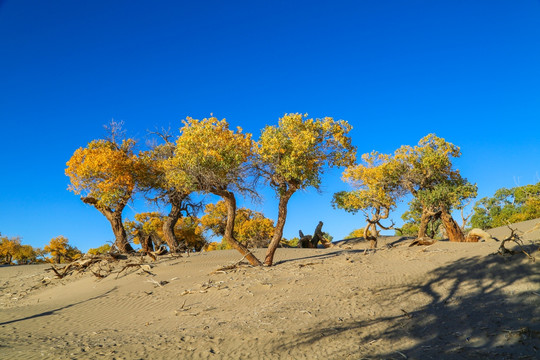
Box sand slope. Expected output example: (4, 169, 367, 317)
(1, 228, 539, 359)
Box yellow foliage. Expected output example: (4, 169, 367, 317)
(126, 212, 207, 251)
(256, 113, 356, 193)
(87, 244, 112, 255)
(165, 117, 253, 193)
(0, 236, 21, 264)
(44, 236, 82, 264)
(65, 139, 137, 208)
(201, 200, 274, 247)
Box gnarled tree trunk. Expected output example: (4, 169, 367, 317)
(441, 208, 465, 242)
(215, 190, 262, 266)
(108, 213, 134, 252)
(264, 189, 294, 266)
(162, 201, 183, 252)
(364, 221, 378, 249)
(83, 196, 133, 253)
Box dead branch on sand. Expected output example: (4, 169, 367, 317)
(408, 237, 437, 247)
(497, 225, 535, 261)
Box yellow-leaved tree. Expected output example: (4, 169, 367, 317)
(255, 113, 356, 266)
(333, 151, 405, 248)
(0, 235, 21, 264)
(136, 132, 196, 252)
(44, 236, 82, 264)
(201, 200, 275, 248)
(65, 122, 137, 252)
(164, 117, 261, 264)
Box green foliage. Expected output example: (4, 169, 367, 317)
(470, 182, 540, 229)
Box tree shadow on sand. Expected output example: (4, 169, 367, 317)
(0, 287, 117, 326)
(278, 251, 540, 359)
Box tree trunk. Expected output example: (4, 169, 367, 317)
(441, 208, 465, 242)
(141, 234, 154, 253)
(83, 196, 133, 253)
(162, 202, 182, 252)
(217, 190, 262, 266)
(109, 213, 134, 252)
(264, 190, 294, 266)
(417, 209, 431, 239)
(364, 222, 377, 249)
(310, 221, 324, 248)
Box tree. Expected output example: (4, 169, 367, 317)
(66, 122, 137, 252)
(201, 200, 275, 248)
(87, 244, 112, 255)
(470, 181, 540, 229)
(44, 236, 82, 264)
(125, 212, 165, 252)
(256, 113, 356, 265)
(137, 131, 197, 252)
(165, 117, 261, 265)
(13, 245, 38, 264)
(345, 228, 375, 239)
(333, 151, 404, 248)
(0, 235, 21, 264)
(396, 199, 442, 238)
(395, 134, 477, 242)
(126, 212, 207, 252)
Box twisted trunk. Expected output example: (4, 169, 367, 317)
(162, 201, 183, 252)
(214, 190, 262, 266)
(83, 196, 133, 253)
(441, 207, 465, 242)
(264, 189, 295, 266)
(107, 212, 133, 252)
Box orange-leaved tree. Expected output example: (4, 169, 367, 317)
(0, 234, 21, 264)
(201, 200, 274, 248)
(165, 117, 261, 265)
(66, 124, 138, 252)
(255, 113, 356, 266)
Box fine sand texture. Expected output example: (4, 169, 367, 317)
(1, 223, 539, 359)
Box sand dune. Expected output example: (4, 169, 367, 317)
(1, 224, 539, 359)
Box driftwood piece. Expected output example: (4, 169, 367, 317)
(298, 221, 324, 248)
(408, 237, 437, 247)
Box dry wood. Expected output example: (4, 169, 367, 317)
(497, 225, 535, 261)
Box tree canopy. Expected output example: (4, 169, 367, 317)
(470, 181, 540, 229)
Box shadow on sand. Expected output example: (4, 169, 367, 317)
(278, 250, 540, 359)
(0, 287, 117, 326)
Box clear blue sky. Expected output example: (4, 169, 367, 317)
(1, 0, 539, 251)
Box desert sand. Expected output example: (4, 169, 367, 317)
(1, 221, 539, 360)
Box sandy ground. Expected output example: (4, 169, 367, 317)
(1, 221, 539, 359)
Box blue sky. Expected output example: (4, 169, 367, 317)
(1, 0, 539, 251)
